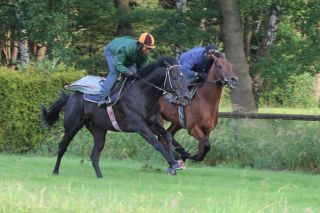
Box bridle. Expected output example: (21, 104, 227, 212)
(205, 53, 233, 88)
(164, 64, 180, 93)
(139, 64, 184, 97)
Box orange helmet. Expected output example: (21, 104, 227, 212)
(138, 33, 155, 48)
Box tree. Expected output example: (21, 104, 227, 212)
(114, 0, 133, 36)
(217, 0, 256, 112)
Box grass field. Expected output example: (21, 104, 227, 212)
(0, 154, 319, 213)
(219, 106, 320, 115)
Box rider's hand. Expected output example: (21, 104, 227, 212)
(130, 72, 139, 78)
(196, 72, 207, 80)
(125, 70, 139, 78)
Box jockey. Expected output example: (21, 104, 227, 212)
(98, 33, 156, 107)
(179, 44, 218, 84)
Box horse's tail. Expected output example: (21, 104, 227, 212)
(42, 91, 70, 127)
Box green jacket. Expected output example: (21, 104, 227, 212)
(108, 36, 147, 74)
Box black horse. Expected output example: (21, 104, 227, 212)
(42, 56, 191, 178)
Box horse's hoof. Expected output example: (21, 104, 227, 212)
(52, 171, 59, 175)
(167, 167, 176, 175)
(177, 159, 186, 170)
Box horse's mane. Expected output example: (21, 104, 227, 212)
(138, 56, 178, 78)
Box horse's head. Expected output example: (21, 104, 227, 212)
(162, 58, 191, 105)
(208, 52, 238, 89)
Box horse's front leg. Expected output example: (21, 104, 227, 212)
(135, 123, 179, 175)
(150, 122, 184, 171)
(189, 126, 211, 162)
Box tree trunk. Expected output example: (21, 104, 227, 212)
(10, 40, 18, 69)
(114, 0, 133, 36)
(176, 0, 187, 12)
(36, 44, 47, 62)
(218, 0, 256, 112)
(0, 34, 3, 63)
(171, 0, 187, 58)
(244, 16, 253, 61)
(4, 30, 11, 64)
(253, 4, 280, 105)
(19, 40, 30, 70)
(218, 0, 257, 143)
(256, 4, 280, 58)
(16, 5, 30, 70)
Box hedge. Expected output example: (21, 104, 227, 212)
(0, 66, 85, 153)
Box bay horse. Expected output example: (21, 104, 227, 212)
(42, 56, 191, 178)
(159, 52, 238, 162)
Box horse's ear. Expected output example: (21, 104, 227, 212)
(210, 53, 219, 62)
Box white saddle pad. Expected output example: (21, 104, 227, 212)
(66, 75, 105, 94)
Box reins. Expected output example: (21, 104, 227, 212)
(137, 64, 181, 95)
(116, 64, 182, 102)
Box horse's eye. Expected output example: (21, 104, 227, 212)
(218, 65, 222, 69)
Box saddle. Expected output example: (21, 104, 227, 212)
(66, 75, 131, 105)
(107, 76, 128, 105)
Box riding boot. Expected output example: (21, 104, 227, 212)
(98, 94, 112, 107)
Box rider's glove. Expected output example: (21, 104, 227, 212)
(196, 72, 207, 80)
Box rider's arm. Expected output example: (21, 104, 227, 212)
(180, 60, 197, 79)
(113, 48, 129, 74)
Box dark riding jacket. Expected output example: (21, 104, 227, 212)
(179, 46, 208, 80)
(108, 36, 147, 74)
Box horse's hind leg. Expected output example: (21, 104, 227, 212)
(167, 123, 191, 161)
(85, 125, 106, 178)
(136, 123, 178, 172)
(52, 122, 84, 175)
(52, 99, 84, 175)
(151, 122, 177, 164)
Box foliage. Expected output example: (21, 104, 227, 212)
(149, 0, 221, 51)
(205, 118, 320, 171)
(1, 0, 319, 108)
(259, 73, 318, 107)
(252, 14, 320, 107)
(0, 66, 85, 153)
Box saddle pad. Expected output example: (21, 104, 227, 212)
(84, 92, 118, 104)
(84, 93, 101, 103)
(66, 75, 105, 95)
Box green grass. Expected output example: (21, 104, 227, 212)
(258, 107, 320, 114)
(0, 154, 319, 213)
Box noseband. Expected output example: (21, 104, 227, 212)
(164, 64, 180, 93)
